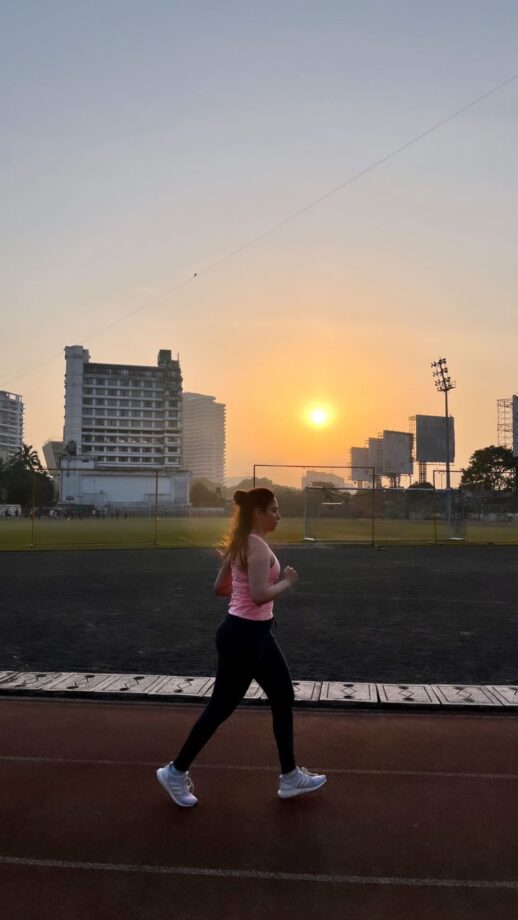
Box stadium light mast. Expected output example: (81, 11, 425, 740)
(431, 357, 456, 489)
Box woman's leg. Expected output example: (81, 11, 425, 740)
(254, 634, 296, 774)
(173, 618, 263, 772)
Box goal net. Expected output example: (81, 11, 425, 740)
(303, 486, 374, 544)
(448, 492, 467, 541)
(248, 465, 374, 543)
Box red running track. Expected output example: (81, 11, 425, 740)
(1, 698, 518, 919)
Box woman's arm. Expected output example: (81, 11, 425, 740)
(214, 559, 232, 596)
(247, 541, 297, 605)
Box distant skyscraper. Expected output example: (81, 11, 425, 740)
(0, 391, 23, 462)
(42, 440, 65, 472)
(182, 393, 226, 483)
(497, 396, 518, 455)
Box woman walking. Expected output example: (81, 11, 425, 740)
(156, 487, 327, 807)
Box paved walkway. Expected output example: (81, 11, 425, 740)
(1, 698, 518, 919)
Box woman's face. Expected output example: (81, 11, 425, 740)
(255, 497, 281, 532)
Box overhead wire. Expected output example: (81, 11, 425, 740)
(2, 68, 517, 390)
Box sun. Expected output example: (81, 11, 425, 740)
(305, 404, 334, 427)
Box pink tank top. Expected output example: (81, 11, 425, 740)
(228, 533, 281, 621)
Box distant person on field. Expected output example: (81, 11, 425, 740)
(156, 487, 327, 808)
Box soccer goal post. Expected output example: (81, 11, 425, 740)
(303, 486, 375, 545)
(250, 464, 375, 544)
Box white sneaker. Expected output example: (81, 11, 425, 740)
(278, 766, 327, 799)
(156, 763, 198, 808)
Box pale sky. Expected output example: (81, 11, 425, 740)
(1, 1, 517, 485)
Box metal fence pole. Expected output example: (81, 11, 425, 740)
(30, 469, 36, 548)
(371, 470, 375, 547)
(432, 471, 438, 543)
(154, 470, 159, 545)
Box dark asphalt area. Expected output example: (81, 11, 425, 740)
(1, 544, 517, 683)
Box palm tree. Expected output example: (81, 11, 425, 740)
(9, 443, 44, 472)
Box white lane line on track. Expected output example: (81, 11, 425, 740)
(0, 855, 517, 889)
(1, 755, 518, 781)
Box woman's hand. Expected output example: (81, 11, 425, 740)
(282, 565, 298, 586)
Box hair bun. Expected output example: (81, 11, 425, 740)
(233, 489, 248, 507)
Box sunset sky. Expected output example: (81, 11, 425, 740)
(2, 1, 518, 486)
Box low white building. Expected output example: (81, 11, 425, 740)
(60, 458, 190, 512)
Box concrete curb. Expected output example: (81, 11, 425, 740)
(1, 671, 518, 713)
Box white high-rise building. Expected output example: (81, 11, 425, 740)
(182, 393, 226, 484)
(0, 391, 23, 462)
(60, 347, 190, 508)
(43, 439, 64, 472)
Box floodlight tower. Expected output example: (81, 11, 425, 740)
(431, 357, 456, 489)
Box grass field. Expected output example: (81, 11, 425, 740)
(2, 514, 518, 549)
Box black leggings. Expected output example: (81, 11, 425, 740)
(173, 614, 296, 774)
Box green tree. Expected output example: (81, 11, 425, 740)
(2, 445, 55, 507)
(227, 477, 274, 494)
(190, 481, 225, 507)
(9, 443, 43, 472)
(460, 445, 518, 491)
(221, 479, 305, 515)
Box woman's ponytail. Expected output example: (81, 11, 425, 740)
(220, 487, 274, 569)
